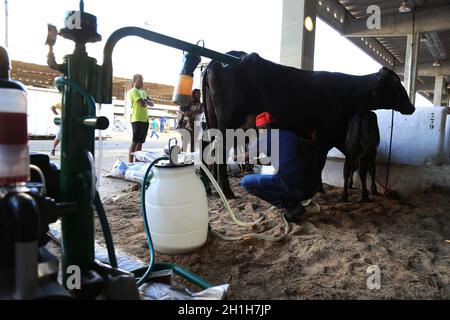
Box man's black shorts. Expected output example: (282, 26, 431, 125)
(132, 121, 149, 143)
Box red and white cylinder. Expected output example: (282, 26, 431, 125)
(0, 86, 29, 185)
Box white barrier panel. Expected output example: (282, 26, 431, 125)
(445, 115, 450, 164)
(327, 106, 448, 166)
(26, 86, 117, 138)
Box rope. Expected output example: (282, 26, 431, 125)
(384, 110, 395, 196)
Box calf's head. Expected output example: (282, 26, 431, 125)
(371, 67, 415, 115)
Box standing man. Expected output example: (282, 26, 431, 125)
(159, 116, 167, 133)
(129, 74, 154, 162)
(191, 89, 205, 152)
(177, 89, 203, 152)
(50, 100, 62, 156)
(150, 118, 159, 139)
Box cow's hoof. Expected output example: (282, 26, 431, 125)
(371, 191, 378, 196)
(341, 196, 349, 203)
(359, 197, 370, 203)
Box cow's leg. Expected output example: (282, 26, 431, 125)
(342, 158, 351, 202)
(316, 148, 329, 194)
(215, 135, 235, 199)
(348, 171, 354, 189)
(200, 137, 212, 195)
(369, 157, 378, 196)
(359, 159, 370, 202)
(218, 162, 235, 199)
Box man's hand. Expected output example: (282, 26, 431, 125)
(50, 105, 59, 116)
(145, 98, 154, 107)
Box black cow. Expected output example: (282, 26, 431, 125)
(342, 111, 380, 203)
(202, 51, 415, 199)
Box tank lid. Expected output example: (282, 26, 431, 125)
(154, 159, 194, 168)
(0, 46, 25, 91)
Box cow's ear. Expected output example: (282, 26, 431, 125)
(377, 67, 390, 81)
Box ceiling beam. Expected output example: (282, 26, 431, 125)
(423, 32, 447, 61)
(394, 62, 450, 76)
(343, 5, 450, 37)
(416, 82, 450, 94)
(317, 0, 397, 66)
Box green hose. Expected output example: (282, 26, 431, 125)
(135, 157, 167, 287)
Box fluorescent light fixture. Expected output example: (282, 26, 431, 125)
(399, 2, 412, 13)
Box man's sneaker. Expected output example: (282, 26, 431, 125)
(283, 205, 305, 223)
(51, 149, 55, 156)
(301, 199, 321, 214)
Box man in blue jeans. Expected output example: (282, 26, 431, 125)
(240, 112, 320, 223)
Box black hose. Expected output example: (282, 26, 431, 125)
(94, 191, 118, 269)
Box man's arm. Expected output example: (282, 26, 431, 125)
(192, 102, 204, 115)
(145, 97, 154, 107)
(131, 89, 153, 108)
(50, 105, 59, 115)
(136, 99, 147, 108)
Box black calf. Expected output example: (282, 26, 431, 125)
(342, 112, 380, 202)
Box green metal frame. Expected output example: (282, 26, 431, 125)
(55, 10, 240, 294)
(98, 27, 241, 104)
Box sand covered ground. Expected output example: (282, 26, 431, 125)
(97, 175, 450, 299)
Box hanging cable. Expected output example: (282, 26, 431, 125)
(384, 110, 395, 195)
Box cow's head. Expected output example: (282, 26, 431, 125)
(372, 67, 415, 115)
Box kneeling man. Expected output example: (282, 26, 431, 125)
(240, 112, 320, 222)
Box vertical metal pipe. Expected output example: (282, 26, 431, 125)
(4, 0, 8, 47)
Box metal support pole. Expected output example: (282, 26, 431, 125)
(433, 74, 444, 106)
(4, 0, 8, 47)
(404, 33, 420, 105)
(280, 0, 316, 70)
(123, 79, 131, 127)
(58, 47, 99, 286)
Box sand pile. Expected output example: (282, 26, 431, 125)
(97, 175, 450, 299)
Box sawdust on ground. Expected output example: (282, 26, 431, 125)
(96, 175, 450, 299)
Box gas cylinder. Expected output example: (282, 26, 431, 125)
(0, 46, 29, 185)
(145, 158, 208, 255)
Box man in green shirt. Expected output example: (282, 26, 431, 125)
(128, 74, 154, 162)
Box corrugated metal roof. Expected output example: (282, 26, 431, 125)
(318, 0, 450, 102)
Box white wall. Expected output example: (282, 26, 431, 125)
(445, 115, 450, 164)
(327, 106, 448, 166)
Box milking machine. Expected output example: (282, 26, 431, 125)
(0, 0, 243, 299)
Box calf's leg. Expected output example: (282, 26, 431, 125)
(342, 158, 351, 202)
(369, 157, 378, 196)
(359, 159, 370, 202)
